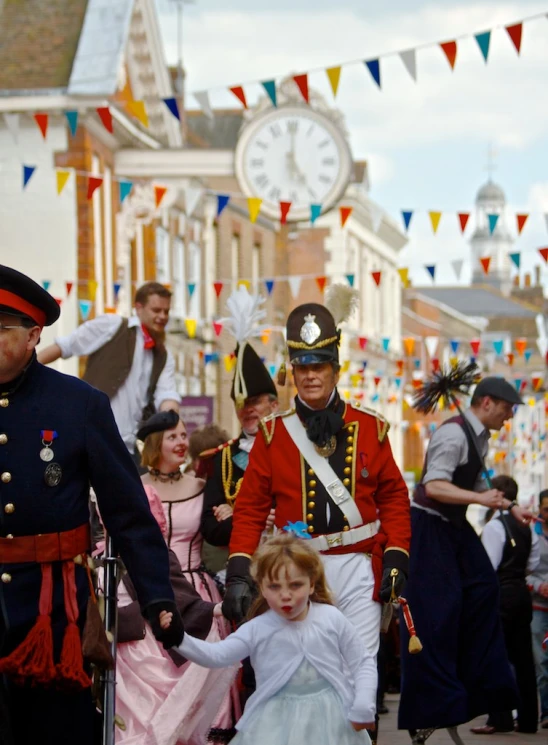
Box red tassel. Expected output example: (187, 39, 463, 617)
(57, 622, 91, 690)
(0, 614, 57, 685)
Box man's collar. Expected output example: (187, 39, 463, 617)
(297, 388, 336, 411)
(464, 408, 489, 438)
(128, 315, 140, 329)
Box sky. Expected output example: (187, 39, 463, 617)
(155, 0, 548, 287)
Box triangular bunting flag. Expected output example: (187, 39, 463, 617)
(358, 337, 368, 351)
(184, 185, 204, 216)
(451, 259, 464, 280)
(64, 110, 78, 137)
(216, 194, 230, 217)
(185, 319, 197, 339)
(288, 276, 302, 299)
(229, 86, 247, 108)
(34, 112, 48, 140)
(425, 265, 436, 280)
(293, 74, 309, 103)
(401, 210, 413, 231)
(368, 203, 383, 233)
(22, 165, 36, 189)
(162, 97, 181, 121)
(538, 247, 548, 263)
(42, 281, 51, 291)
(154, 186, 167, 208)
(429, 211, 442, 234)
(310, 204, 322, 224)
(515, 338, 527, 356)
(457, 212, 470, 233)
(340, 206, 352, 227)
(397, 267, 409, 287)
(87, 280, 98, 301)
(493, 340, 504, 357)
(475, 31, 491, 62)
(56, 170, 70, 195)
(96, 106, 113, 133)
(516, 213, 528, 234)
(509, 252, 521, 269)
(194, 91, 214, 120)
(470, 338, 481, 356)
(264, 280, 275, 296)
(4, 113, 19, 143)
(450, 339, 460, 354)
(126, 100, 149, 128)
(440, 41, 457, 69)
(399, 49, 417, 81)
(113, 282, 122, 299)
(213, 281, 224, 298)
(280, 201, 292, 224)
(505, 23, 522, 55)
(247, 197, 262, 223)
(480, 256, 491, 275)
(524, 349, 532, 363)
(79, 299, 93, 321)
(431, 358, 440, 372)
(65, 282, 73, 297)
(326, 66, 341, 97)
(364, 59, 381, 88)
(371, 271, 382, 286)
(119, 181, 133, 203)
(506, 352, 515, 366)
(188, 283, 196, 298)
(425, 336, 438, 359)
(403, 337, 415, 356)
(373, 376, 381, 387)
(487, 213, 499, 234)
(213, 321, 223, 337)
(316, 276, 327, 293)
(381, 337, 390, 353)
(346, 274, 355, 287)
(87, 176, 103, 200)
(261, 80, 277, 107)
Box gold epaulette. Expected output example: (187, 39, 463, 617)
(349, 403, 390, 443)
(199, 439, 236, 460)
(258, 408, 295, 446)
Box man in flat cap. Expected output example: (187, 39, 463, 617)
(399, 375, 532, 739)
(223, 287, 411, 743)
(0, 266, 184, 745)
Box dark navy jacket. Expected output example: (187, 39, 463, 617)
(0, 357, 174, 658)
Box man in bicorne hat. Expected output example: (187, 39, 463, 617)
(223, 293, 411, 740)
(0, 265, 184, 745)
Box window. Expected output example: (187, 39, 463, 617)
(172, 237, 186, 318)
(188, 241, 201, 319)
(231, 234, 240, 286)
(252, 243, 261, 292)
(155, 227, 170, 284)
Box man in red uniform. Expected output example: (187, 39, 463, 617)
(223, 299, 411, 738)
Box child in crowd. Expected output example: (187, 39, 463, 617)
(160, 532, 376, 745)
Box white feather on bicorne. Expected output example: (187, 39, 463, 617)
(325, 284, 359, 326)
(219, 285, 268, 343)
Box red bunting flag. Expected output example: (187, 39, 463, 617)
(229, 86, 248, 108)
(54, 298, 63, 306)
(34, 112, 48, 140)
(87, 176, 103, 200)
(316, 276, 327, 293)
(412, 379, 423, 390)
(213, 282, 224, 298)
(440, 41, 457, 70)
(538, 247, 548, 263)
(213, 321, 223, 337)
(432, 358, 440, 372)
(371, 271, 382, 286)
(480, 256, 491, 275)
(154, 186, 167, 208)
(293, 74, 309, 103)
(470, 339, 481, 356)
(280, 201, 292, 224)
(65, 282, 73, 297)
(506, 352, 515, 366)
(96, 107, 113, 134)
(516, 213, 529, 234)
(340, 206, 353, 227)
(395, 359, 404, 375)
(505, 23, 522, 54)
(374, 376, 381, 387)
(358, 337, 368, 351)
(458, 212, 470, 233)
(532, 375, 543, 392)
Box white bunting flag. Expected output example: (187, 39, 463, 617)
(184, 185, 204, 217)
(451, 259, 464, 280)
(193, 91, 214, 120)
(399, 49, 417, 82)
(3, 113, 20, 144)
(288, 276, 302, 299)
(368, 203, 383, 233)
(424, 336, 439, 360)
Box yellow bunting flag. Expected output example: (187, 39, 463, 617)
(56, 170, 70, 195)
(326, 66, 341, 97)
(87, 280, 98, 301)
(185, 319, 197, 339)
(350, 373, 362, 388)
(429, 211, 442, 234)
(398, 268, 410, 287)
(342, 390, 350, 401)
(403, 337, 415, 357)
(247, 197, 262, 223)
(238, 279, 251, 290)
(341, 360, 351, 374)
(126, 100, 149, 128)
(104, 306, 117, 314)
(224, 354, 236, 373)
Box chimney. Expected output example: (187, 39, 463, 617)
(534, 265, 541, 286)
(513, 275, 520, 287)
(524, 273, 531, 288)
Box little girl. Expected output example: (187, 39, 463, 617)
(160, 532, 376, 745)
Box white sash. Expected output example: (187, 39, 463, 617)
(282, 413, 363, 528)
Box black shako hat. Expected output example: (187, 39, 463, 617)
(137, 410, 180, 441)
(230, 342, 277, 404)
(286, 303, 340, 365)
(474, 376, 523, 406)
(0, 264, 60, 327)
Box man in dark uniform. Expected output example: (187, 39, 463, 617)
(0, 266, 184, 745)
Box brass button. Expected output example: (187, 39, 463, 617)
(343, 478, 351, 486)
(307, 525, 314, 533)
(307, 501, 315, 509)
(0, 434, 7, 445)
(6, 534, 13, 539)
(307, 468, 314, 476)
(343, 467, 351, 475)
(4, 503, 14, 514)
(1, 573, 11, 584)
(0, 399, 8, 408)
(344, 456, 352, 464)
(346, 436, 353, 444)
(343, 525, 350, 532)
(346, 447, 354, 454)
(307, 490, 316, 498)
(347, 426, 354, 432)
(309, 480, 317, 488)
(1, 472, 11, 484)
(307, 513, 314, 521)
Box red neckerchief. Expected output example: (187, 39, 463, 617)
(141, 324, 156, 349)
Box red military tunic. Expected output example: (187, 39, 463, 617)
(229, 402, 410, 586)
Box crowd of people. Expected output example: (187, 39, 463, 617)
(0, 264, 546, 745)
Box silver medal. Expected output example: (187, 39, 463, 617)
(44, 463, 62, 487)
(40, 447, 54, 462)
(361, 467, 369, 478)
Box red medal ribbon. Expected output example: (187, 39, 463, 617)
(141, 324, 156, 349)
(40, 430, 58, 442)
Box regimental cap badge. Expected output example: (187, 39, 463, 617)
(300, 314, 321, 345)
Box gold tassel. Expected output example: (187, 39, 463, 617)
(235, 393, 245, 410)
(408, 635, 423, 654)
(277, 362, 286, 387)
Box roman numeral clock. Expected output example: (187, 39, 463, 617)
(234, 104, 353, 222)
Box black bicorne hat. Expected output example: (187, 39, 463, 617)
(0, 265, 60, 327)
(230, 342, 277, 406)
(286, 303, 340, 365)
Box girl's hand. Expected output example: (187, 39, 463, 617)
(213, 504, 233, 522)
(351, 721, 375, 731)
(213, 603, 224, 618)
(159, 610, 173, 630)
(265, 508, 276, 532)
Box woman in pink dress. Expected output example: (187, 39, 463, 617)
(115, 410, 240, 745)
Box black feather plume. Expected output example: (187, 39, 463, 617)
(413, 361, 481, 414)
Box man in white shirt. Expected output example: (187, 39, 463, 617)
(38, 282, 179, 456)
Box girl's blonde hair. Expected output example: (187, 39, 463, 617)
(140, 418, 186, 469)
(248, 532, 333, 619)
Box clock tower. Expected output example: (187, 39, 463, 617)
(470, 179, 513, 295)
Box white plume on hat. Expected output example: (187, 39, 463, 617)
(325, 284, 359, 327)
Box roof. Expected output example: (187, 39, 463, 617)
(0, 0, 89, 90)
(185, 109, 244, 149)
(416, 286, 537, 319)
(476, 180, 506, 204)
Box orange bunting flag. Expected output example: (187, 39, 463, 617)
(316, 276, 327, 293)
(371, 271, 382, 286)
(403, 337, 415, 357)
(397, 268, 409, 287)
(506, 352, 515, 366)
(34, 112, 48, 140)
(247, 197, 262, 223)
(229, 86, 248, 108)
(261, 329, 271, 345)
(515, 338, 527, 356)
(480, 256, 491, 275)
(429, 211, 442, 234)
(412, 379, 423, 390)
(516, 213, 529, 234)
(87, 176, 103, 200)
(326, 66, 341, 97)
(280, 201, 292, 224)
(395, 359, 404, 375)
(538, 247, 548, 263)
(154, 186, 167, 208)
(532, 375, 543, 392)
(505, 23, 522, 55)
(293, 74, 309, 103)
(340, 206, 353, 227)
(440, 41, 457, 70)
(56, 170, 70, 195)
(126, 100, 149, 128)
(96, 106, 113, 134)
(458, 212, 470, 233)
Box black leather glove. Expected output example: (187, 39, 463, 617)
(379, 549, 409, 603)
(143, 600, 185, 649)
(222, 555, 254, 623)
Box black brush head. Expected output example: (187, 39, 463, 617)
(413, 361, 481, 414)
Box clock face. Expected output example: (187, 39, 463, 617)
(234, 106, 352, 222)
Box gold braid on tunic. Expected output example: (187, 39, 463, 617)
(221, 447, 243, 507)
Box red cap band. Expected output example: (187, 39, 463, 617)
(0, 289, 46, 327)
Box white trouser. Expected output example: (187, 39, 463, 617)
(321, 552, 381, 657)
